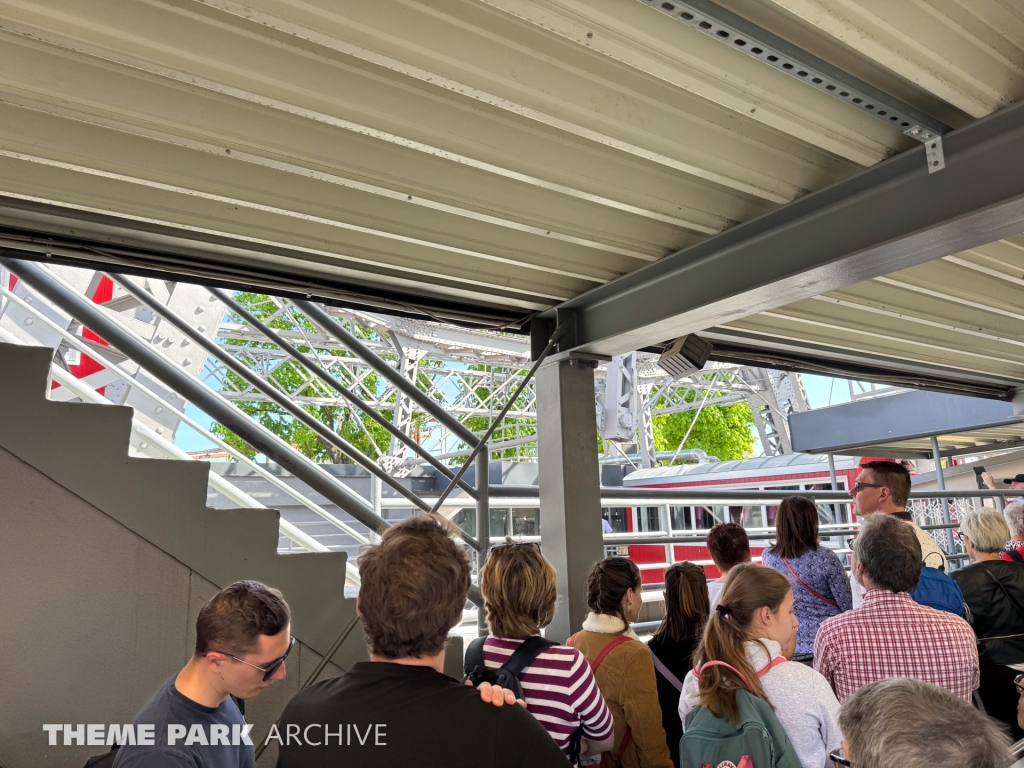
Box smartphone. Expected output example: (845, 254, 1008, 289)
(974, 465, 987, 490)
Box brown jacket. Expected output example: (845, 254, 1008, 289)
(572, 628, 673, 768)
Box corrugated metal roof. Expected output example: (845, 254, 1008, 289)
(623, 451, 860, 484)
(0, 0, 1021, 374)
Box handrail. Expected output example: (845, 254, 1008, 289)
(0, 292, 367, 587)
(110, 274, 433, 514)
(0, 283, 370, 547)
(2, 257, 397, 538)
(294, 299, 481, 447)
(210, 288, 478, 500)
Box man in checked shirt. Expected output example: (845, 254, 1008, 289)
(814, 513, 978, 704)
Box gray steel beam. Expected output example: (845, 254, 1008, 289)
(537, 100, 1024, 367)
(537, 354, 605, 642)
(789, 389, 1018, 455)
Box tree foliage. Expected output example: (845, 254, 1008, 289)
(211, 293, 392, 463)
(652, 400, 756, 462)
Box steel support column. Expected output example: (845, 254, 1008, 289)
(537, 354, 604, 642)
(931, 435, 953, 553)
(476, 451, 490, 636)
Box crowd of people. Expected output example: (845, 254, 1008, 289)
(106, 460, 1024, 768)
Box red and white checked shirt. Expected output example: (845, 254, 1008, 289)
(813, 590, 979, 704)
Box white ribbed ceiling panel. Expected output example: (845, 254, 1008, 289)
(0, 0, 1022, 380)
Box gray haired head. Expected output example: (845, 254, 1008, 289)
(853, 513, 921, 593)
(1004, 501, 1024, 539)
(839, 678, 1011, 768)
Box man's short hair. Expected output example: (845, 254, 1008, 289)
(861, 460, 912, 506)
(1004, 501, 1024, 538)
(854, 513, 921, 593)
(706, 523, 751, 571)
(357, 513, 470, 659)
(840, 678, 1010, 768)
(959, 510, 1010, 553)
(195, 581, 291, 656)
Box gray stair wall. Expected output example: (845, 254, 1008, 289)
(0, 342, 366, 766)
(0, 443, 345, 767)
(0, 344, 357, 656)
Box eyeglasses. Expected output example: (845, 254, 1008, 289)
(206, 636, 295, 681)
(829, 747, 853, 767)
(850, 482, 886, 495)
(1014, 672, 1024, 696)
(956, 531, 969, 543)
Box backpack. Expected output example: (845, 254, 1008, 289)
(462, 635, 558, 701)
(680, 686, 802, 768)
(911, 565, 967, 617)
(464, 636, 585, 763)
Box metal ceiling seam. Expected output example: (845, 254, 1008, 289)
(0, 20, 727, 237)
(943, 254, 1024, 287)
(0, 192, 570, 306)
(806, 294, 1024, 349)
(764, 0, 1024, 117)
(0, 90, 660, 266)
(479, 0, 903, 166)
(740, 310, 1024, 369)
(190, 0, 834, 203)
(0, 147, 616, 287)
(871, 275, 1024, 325)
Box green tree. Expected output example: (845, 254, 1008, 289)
(211, 293, 392, 463)
(652, 400, 756, 462)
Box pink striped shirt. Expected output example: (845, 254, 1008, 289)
(482, 636, 614, 759)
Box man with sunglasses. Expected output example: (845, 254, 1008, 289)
(847, 460, 946, 608)
(113, 580, 293, 768)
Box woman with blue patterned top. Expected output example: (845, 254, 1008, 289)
(762, 496, 852, 659)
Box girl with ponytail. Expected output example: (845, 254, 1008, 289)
(570, 557, 672, 768)
(677, 564, 842, 768)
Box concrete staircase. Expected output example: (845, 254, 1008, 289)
(0, 342, 355, 659)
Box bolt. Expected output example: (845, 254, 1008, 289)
(139, 442, 149, 450)
(197, 325, 206, 332)
(156, 427, 164, 435)
(183, 358, 193, 366)
(23, 317, 33, 326)
(587, 32, 593, 38)
(169, 392, 178, 399)
(24, 296, 32, 304)
(155, 406, 164, 414)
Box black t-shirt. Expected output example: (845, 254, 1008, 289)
(647, 634, 699, 768)
(275, 661, 570, 767)
(112, 677, 254, 768)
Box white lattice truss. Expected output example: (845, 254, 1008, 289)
(0, 267, 807, 463)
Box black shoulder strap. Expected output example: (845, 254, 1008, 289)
(464, 636, 488, 675)
(501, 636, 559, 678)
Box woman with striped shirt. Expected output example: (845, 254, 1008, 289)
(477, 541, 614, 764)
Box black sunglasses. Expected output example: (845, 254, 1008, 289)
(208, 636, 295, 682)
(851, 482, 886, 495)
